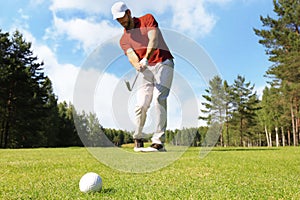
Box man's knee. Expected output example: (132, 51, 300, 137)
(135, 105, 149, 115)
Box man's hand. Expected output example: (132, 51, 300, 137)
(126, 48, 144, 72)
(139, 57, 148, 67)
(137, 58, 148, 72)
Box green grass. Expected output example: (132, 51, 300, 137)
(1, 146, 300, 199)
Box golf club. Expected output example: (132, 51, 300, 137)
(125, 72, 139, 91)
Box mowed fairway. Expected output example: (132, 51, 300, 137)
(1, 147, 300, 199)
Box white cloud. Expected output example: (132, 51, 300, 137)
(170, 0, 216, 38)
(94, 72, 122, 128)
(206, 0, 233, 4)
(34, 45, 80, 103)
(46, 0, 233, 52)
(50, 0, 113, 15)
(45, 14, 120, 54)
(29, 0, 46, 6)
(255, 84, 267, 100)
(127, 0, 233, 38)
(18, 9, 30, 20)
(46, 62, 79, 103)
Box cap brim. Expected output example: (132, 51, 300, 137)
(113, 12, 126, 20)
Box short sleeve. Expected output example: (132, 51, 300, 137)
(144, 14, 158, 31)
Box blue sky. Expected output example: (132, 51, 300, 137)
(0, 0, 275, 130)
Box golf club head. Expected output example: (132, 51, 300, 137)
(124, 80, 132, 91)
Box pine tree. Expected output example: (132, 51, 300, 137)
(0, 30, 49, 147)
(231, 75, 260, 146)
(223, 80, 234, 146)
(0, 30, 12, 148)
(57, 102, 82, 147)
(200, 76, 228, 146)
(254, 0, 300, 81)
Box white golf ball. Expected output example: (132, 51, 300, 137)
(79, 172, 102, 193)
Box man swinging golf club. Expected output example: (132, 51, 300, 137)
(112, 2, 174, 152)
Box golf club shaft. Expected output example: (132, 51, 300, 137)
(131, 72, 139, 90)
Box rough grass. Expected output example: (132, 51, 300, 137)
(1, 146, 300, 199)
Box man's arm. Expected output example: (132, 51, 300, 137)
(126, 48, 143, 71)
(144, 29, 158, 60)
(139, 28, 158, 69)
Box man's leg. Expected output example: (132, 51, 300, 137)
(151, 60, 174, 147)
(133, 69, 154, 148)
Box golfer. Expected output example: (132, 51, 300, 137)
(111, 2, 174, 152)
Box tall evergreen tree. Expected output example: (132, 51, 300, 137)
(231, 75, 260, 146)
(200, 75, 228, 146)
(0, 30, 12, 148)
(57, 102, 82, 147)
(0, 30, 60, 148)
(254, 0, 300, 81)
(41, 78, 60, 146)
(223, 80, 234, 146)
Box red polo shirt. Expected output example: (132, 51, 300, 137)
(120, 14, 173, 65)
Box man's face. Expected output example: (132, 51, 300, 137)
(117, 12, 131, 30)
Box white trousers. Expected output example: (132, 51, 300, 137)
(133, 59, 174, 144)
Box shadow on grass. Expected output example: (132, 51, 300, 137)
(101, 188, 117, 194)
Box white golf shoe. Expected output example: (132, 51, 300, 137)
(134, 143, 166, 152)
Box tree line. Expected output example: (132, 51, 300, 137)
(201, 0, 300, 147)
(255, 0, 300, 147)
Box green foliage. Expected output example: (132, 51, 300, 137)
(56, 102, 82, 147)
(200, 76, 231, 146)
(104, 128, 133, 146)
(254, 0, 300, 83)
(0, 30, 51, 148)
(200, 76, 227, 124)
(165, 127, 206, 146)
(231, 75, 261, 146)
(200, 75, 261, 147)
(254, 0, 300, 146)
(73, 110, 133, 147)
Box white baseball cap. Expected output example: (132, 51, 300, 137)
(111, 2, 128, 20)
